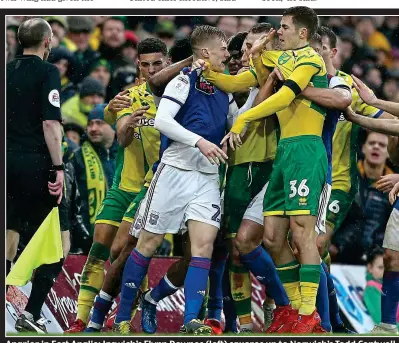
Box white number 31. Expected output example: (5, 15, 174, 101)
(289, 179, 310, 198)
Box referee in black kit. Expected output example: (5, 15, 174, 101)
(6, 18, 65, 333)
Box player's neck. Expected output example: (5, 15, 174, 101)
(326, 60, 336, 76)
(23, 48, 44, 60)
(291, 40, 309, 51)
(363, 160, 385, 180)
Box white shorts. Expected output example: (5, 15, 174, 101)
(129, 163, 221, 237)
(242, 182, 269, 225)
(383, 208, 399, 252)
(315, 182, 332, 234)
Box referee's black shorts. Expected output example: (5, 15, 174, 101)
(7, 151, 57, 234)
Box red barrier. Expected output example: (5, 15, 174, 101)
(9, 255, 265, 333)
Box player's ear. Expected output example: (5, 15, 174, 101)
(201, 48, 210, 59)
(331, 48, 338, 59)
(298, 27, 307, 40)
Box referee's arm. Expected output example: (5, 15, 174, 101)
(42, 64, 64, 203)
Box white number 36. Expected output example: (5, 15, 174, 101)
(289, 179, 310, 198)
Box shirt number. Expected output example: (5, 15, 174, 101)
(328, 200, 340, 214)
(289, 179, 310, 198)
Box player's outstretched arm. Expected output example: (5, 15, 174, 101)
(344, 106, 399, 136)
(148, 56, 193, 97)
(193, 59, 258, 93)
(352, 74, 399, 118)
(230, 64, 320, 135)
(301, 76, 352, 111)
(117, 106, 149, 148)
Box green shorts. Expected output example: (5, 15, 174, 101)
(326, 189, 354, 231)
(95, 188, 137, 227)
(224, 161, 273, 238)
(263, 135, 328, 217)
(122, 186, 148, 223)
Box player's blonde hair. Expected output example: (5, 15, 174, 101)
(190, 25, 227, 55)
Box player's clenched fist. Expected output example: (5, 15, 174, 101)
(196, 138, 228, 166)
(192, 59, 210, 71)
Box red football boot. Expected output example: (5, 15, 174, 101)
(291, 310, 321, 333)
(266, 305, 298, 333)
(64, 319, 86, 333)
(204, 319, 223, 335)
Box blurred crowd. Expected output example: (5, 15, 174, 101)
(6, 15, 399, 263)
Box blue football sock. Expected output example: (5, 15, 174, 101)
(150, 274, 178, 303)
(222, 259, 238, 333)
(88, 291, 113, 329)
(184, 257, 211, 325)
(207, 253, 227, 321)
(115, 249, 151, 324)
(240, 245, 289, 306)
(381, 271, 399, 325)
(317, 264, 331, 332)
(322, 262, 343, 328)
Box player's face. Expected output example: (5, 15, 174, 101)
(320, 36, 337, 63)
(87, 119, 107, 144)
(367, 255, 384, 280)
(362, 132, 389, 166)
(138, 53, 169, 81)
(277, 16, 303, 50)
(206, 38, 230, 73)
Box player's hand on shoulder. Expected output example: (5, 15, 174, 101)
(127, 105, 149, 128)
(108, 89, 131, 114)
(351, 74, 377, 106)
(221, 131, 242, 151)
(196, 138, 228, 166)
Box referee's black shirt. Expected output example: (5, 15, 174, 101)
(7, 55, 62, 154)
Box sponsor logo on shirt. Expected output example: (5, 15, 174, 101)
(48, 89, 60, 108)
(138, 117, 155, 127)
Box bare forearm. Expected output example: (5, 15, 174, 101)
(372, 98, 399, 118)
(148, 56, 193, 97)
(302, 87, 352, 110)
(117, 118, 135, 148)
(43, 120, 63, 166)
(350, 113, 399, 136)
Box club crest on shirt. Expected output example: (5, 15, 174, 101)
(195, 75, 215, 95)
(149, 212, 160, 225)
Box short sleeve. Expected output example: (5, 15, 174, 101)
(42, 64, 62, 121)
(162, 74, 190, 107)
(329, 76, 350, 91)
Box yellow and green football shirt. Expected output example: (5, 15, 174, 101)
(113, 82, 161, 193)
(231, 46, 328, 139)
(331, 70, 384, 193)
